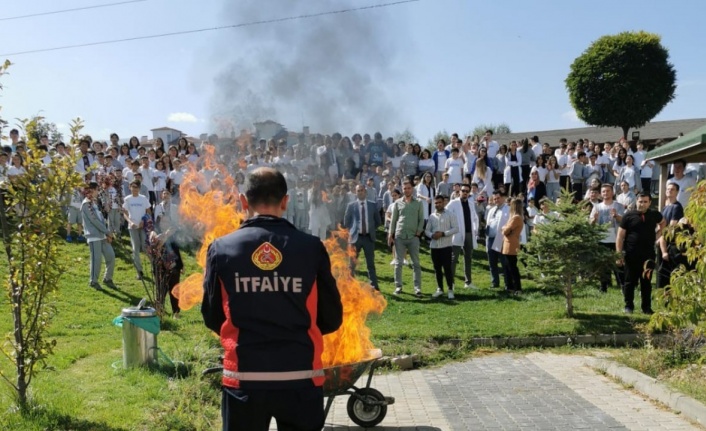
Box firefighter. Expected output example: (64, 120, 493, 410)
(202, 167, 343, 431)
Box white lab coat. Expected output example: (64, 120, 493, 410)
(446, 198, 479, 249)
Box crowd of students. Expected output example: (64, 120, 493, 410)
(1, 127, 702, 314)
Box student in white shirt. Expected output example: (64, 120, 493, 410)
(122, 180, 151, 280)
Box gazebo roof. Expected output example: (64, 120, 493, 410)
(646, 123, 706, 164)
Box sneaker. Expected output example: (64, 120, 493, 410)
(432, 289, 444, 298)
(464, 282, 478, 289)
(390, 260, 398, 265)
(623, 307, 634, 314)
(66, 236, 72, 242)
(102, 279, 117, 289)
(414, 290, 422, 298)
(448, 290, 455, 300)
(173, 312, 181, 320)
(89, 281, 103, 290)
(642, 308, 654, 315)
(393, 287, 402, 295)
(77, 236, 85, 242)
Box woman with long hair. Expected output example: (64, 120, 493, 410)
(526, 170, 546, 203)
(611, 148, 628, 193)
(545, 155, 561, 202)
(388, 144, 403, 174)
(472, 157, 494, 197)
(341, 157, 359, 182)
(153, 137, 165, 154)
(620, 154, 638, 191)
(611, 148, 628, 179)
(501, 198, 525, 293)
(357, 162, 373, 184)
(504, 141, 522, 197)
(418, 149, 435, 176)
(186, 143, 200, 163)
(531, 154, 547, 183)
(152, 159, 168, 198)
(308, 177, 331, 240)
(118, 143, 131, 166)
(160, 154, 173, 173)
(416, 171, 436, 223)
(128, 136, 141, 159)
(338, 136, 354, 172)
(412, 143, 422, 158)
(176, 137, 189, 155)
(8, 153, 26, 179)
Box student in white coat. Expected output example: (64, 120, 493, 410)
(485, 190, 511, 288)
(446, 183, 480, 289)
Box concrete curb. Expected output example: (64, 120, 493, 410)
(587, 357, 706, 427)
(437, 333, 650, 348)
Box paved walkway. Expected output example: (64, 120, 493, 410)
(316, 352, 702, 431)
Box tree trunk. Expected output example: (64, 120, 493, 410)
(621, 126, 630, 141)
(565, 277, 574, 318)
(12, 282, 28, 409)
(2, 188, 29, 409)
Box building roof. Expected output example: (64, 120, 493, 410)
(253, 120, 284, 127)
(494, 118, 706, 145)
(646, 123, 706, 163)
(150, 126, 183, 132)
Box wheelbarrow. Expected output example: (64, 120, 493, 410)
(203, 349, 395, 428)
(322, 349, 395, 428)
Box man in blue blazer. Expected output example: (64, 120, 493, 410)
(344, 184, 382, 290)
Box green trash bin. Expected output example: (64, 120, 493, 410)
(119, 306, 160, 368)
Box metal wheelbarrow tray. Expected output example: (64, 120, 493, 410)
(322, 349, 395, 428)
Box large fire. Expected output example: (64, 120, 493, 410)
(172, 145, 387, 366)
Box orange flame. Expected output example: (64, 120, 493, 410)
(321, 228, 386, 365)
(172, 145, 386, 366)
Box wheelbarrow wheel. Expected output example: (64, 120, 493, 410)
(346, 387, 387, 428)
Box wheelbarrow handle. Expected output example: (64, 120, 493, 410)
(202, 366, 223, 376)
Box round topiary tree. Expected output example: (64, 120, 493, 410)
(566, 31, 677, 139)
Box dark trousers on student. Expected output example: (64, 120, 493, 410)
(599, 242, 622, 292)
(571, 183, 583, 202)
(431, 246, 454, 291)
(222, 386, 324, 431)
(622, 254, 653, 312)
(486, 237, 503, 288)
(451, 233, 474, 285)
(502, 254, 522, 292)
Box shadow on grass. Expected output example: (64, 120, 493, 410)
(15, 407, 130, 431)
(96, 284, 144, 304)
(572, 311, 646, 334)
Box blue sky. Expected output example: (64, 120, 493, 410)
(1, 0, 704, 144)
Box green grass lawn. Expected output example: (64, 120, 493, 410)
(0, 231, 654, 430)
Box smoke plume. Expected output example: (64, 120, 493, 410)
(209, 0, 409, 136)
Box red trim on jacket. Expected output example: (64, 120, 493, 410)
(306, 281, 325, 386)
(220, 281, 241, 388)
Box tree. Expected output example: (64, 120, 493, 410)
(394, 128, 417, 145)
(649, 179, 706, 338)
(29, 119, 63, 145)
(426, 130, 450, 152)
(0, 63, 84, 410)
(566, 31, 676, 139)
(471, 123, 511, 138)
(521, 189, 615, 317)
